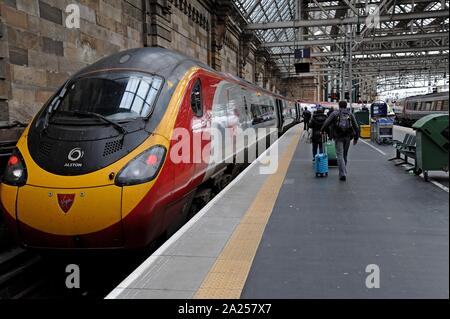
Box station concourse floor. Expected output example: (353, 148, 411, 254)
(107, 125, 449, 299)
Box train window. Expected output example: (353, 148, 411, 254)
(424, 101, 432, 111)
(228, 86, 247, 125)
(414, 102, 420, 110)
(54, 71, 163, 121)
(443, 99, 449, 111)
(436, 100, 443, 111)
(431, 101, 437, 111)
(191, 79, 203, 117)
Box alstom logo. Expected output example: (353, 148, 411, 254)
(65, 148, 84, 168)
(68, 148, 84, 161)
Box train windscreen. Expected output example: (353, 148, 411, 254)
(51, 71, 163, 122)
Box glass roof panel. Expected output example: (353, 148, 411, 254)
(234, 0, 449, 78)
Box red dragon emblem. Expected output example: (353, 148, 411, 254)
(57, 194, 75, 213)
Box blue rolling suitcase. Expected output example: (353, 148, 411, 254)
(314, 136, 328, 177)
(314, 153, 328, 177)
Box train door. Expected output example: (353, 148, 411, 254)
(275, 98, 284, 132)
(295, 102, 302, 122)
(282, 101, 294, 128)
(239, 88, 252, 130)
(205, 81, 233, 180)
(190, 78, 210, 185)
(166, 77, 210, 231)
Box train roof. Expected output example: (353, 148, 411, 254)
(403, 91, 449, 101)
(73, 47, 294, 102)
(74, 47, 212, 80)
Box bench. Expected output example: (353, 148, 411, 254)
(388, 133, 417, 167)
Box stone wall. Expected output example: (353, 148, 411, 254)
(242, 50, 254, 83)
(220, 32, 238, 75)
(166, 0, 210, 64)
(0, 0, 143, 124)
(280, 77, 321, 102)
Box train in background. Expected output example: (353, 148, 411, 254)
(393, 92, 449, 127)
(297, 101, 369, 117)
(0, 47, 301, 251)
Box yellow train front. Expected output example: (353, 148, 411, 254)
(0, 48, 201, 250)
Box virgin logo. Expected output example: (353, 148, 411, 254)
(57, 194, 75, 213)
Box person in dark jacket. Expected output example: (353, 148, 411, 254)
(321, 101, 360, 181)
(302, 107, 311, 130)
(309, 108, 328, 160)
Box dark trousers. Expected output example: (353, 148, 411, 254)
(312, 141, 323, 158)
(303, 120, 309, 130)
(335, 137, 352, 177)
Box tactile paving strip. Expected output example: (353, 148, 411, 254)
(193, 126, 302, 299)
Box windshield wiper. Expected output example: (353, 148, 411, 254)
(70, 111, 128, 135)
(41, 87, 67, 134)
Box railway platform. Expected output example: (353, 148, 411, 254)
(107, 125, 449, 299)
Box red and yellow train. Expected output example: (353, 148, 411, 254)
(0, 48, 300, 250)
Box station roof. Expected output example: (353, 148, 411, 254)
(234, 0, 449, 91)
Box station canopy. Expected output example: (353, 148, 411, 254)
(234, 0, 449, 92)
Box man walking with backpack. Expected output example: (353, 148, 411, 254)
(321, 101, 360, 181)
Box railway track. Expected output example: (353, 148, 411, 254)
(0, 246, 146, 299)
(0, 220, 198, 299)
(0, 247, 45, 299)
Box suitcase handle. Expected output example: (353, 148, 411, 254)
(321, 133, 328, 155)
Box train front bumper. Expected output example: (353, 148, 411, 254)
(1, 183, 125, 249)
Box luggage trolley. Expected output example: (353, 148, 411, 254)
(369, 101, 393, 145)
(374, 118, 394, 144)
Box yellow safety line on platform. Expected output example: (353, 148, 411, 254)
(193, 126, 302, 299)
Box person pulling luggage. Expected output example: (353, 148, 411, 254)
(308, 108, 328, 161)
(321, 101, 360, 181)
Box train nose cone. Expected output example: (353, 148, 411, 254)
(16, 185, 124, 248)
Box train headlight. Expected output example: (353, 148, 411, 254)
(3, 151, 27, 186)
(115, 145, 166, 186)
